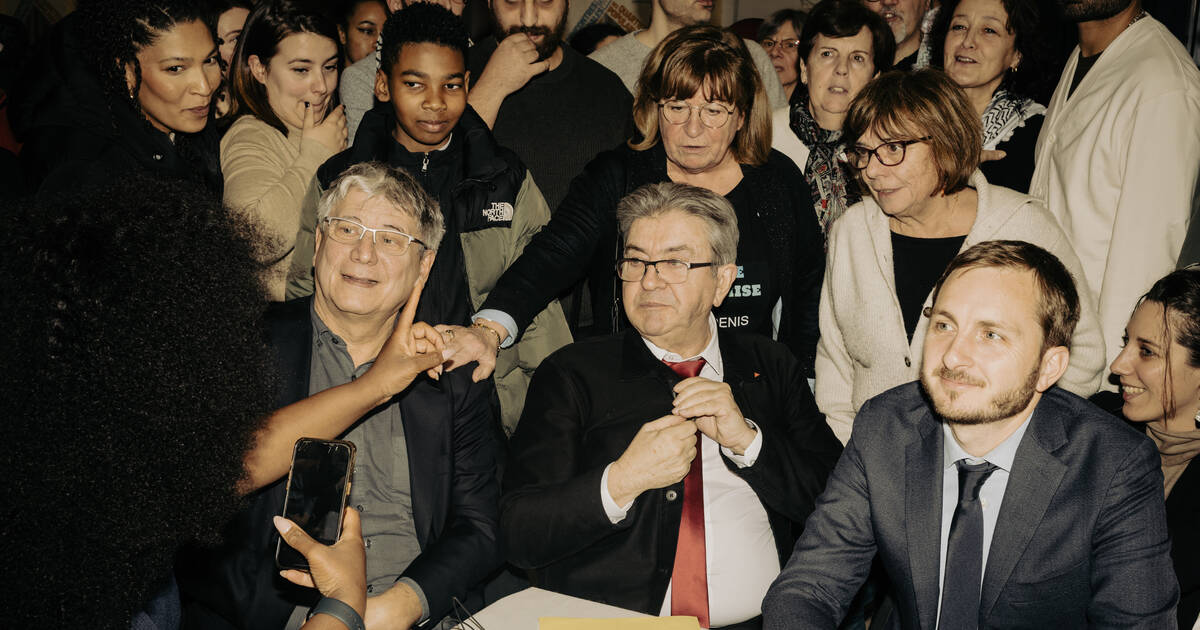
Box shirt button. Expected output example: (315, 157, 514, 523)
(665, 490, 678, 501)
(366, 585, 374, 594)
(356, 504, 365, 512)
(152, 153, 163, 161)
(365, 538, 372, 549)
(904, 357, 912, 367)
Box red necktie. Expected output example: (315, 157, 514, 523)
(663, 358, 709, 628)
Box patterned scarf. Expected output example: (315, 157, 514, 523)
(980, 90, 1046, 150)
(789, 90, 859, 235)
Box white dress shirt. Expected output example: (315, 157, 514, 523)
(598, 315, 778, 626)
(935, 411, 1034, 628)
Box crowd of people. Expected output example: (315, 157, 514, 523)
(3, 0, 1200, 628)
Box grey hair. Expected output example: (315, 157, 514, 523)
(616, 182, 739, 266)
(317, 162, 446, 250)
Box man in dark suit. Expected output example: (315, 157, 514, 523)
(178, 162, 501, 629)
(763, 240, 1179, 629)
(501, 182, 843, 629)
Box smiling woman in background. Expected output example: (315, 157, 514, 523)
(224, 0, 348, 301)
(1100, 267, 1200, 629)
(931, 0, 1061, 193)
(17, 0, 223, 194)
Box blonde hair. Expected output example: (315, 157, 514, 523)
(630, 25, 771, 166)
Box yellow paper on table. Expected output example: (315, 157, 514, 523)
(539, 617, 701, 630)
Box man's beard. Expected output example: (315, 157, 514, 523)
(1056, 0, 1135, 23)
(920, 363, 1040, 425)
(492, 8, 567, 62)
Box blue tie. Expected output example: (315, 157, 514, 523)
(938, 459, 998, 630)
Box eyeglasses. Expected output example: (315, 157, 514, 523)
(616, 258, 716, 284)
(843, 137, 933, 170)
(658, 100, 736, 129)
(321, 217, 428, 255)
(761, 38, 801, 51)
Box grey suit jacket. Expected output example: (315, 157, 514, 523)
(763, 382, 1178, 629)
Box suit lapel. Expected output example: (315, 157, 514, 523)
(979, 393, 1069, 619)
(905, 410, 944, 629)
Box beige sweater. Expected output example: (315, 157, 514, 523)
(221, 116, 332, 301)
(815, 171, 1106, 444)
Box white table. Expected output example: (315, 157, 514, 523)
(453, 587, 648, 629)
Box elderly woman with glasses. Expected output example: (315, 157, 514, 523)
(453, 24, 824, 377)
(814, 68, 1105, 443)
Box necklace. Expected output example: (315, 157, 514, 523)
(1125, 10, 1147, 33)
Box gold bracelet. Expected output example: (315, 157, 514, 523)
(472, 320, 503, 354)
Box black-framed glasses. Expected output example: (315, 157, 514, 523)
(761, 38, 800, 51)
(658, 100, 736, 129)
(616, 258, 716, 284)
(320, 216, 428, 255)
(843, 136, 933, 170)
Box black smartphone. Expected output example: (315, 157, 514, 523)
(275, 437, 356, 571)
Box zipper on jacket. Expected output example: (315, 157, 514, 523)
(421, 152, 430, 173)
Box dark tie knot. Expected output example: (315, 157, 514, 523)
(955, 459, 999, 504)
(663, 358, 707, 379)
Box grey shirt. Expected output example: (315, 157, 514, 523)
(307, 305, 429, 618)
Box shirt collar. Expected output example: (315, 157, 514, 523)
(942, 408, 1034, 472)
(640, 314, 723, 380)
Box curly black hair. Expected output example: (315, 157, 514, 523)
(0, 175, 279, 628)
(380, 2, 470, 77)
(76, 0, 215, 112)
(930, 0, 1066, 104)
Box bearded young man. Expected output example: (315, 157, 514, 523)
(465, 0, 631, 213)
(763, 240, 1179, 629)
(1030, 0, 1200, 380)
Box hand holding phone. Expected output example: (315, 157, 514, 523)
(276, 438, 356, 571)
(273, 508, 367, 616)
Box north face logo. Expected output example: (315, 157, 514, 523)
(483, 202, 514, 221)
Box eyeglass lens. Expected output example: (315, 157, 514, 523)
(324, 218, 415, 255)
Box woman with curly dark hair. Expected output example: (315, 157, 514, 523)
(0, 173, 445, 628)
(222, 0, 347, 302)
(930, 0, 1064, 193)
(14, 0, 224, 194)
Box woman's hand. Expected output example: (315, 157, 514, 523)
(274, 508, 367, 617)
(358, 281, 453, 401)
(299, 101, 348, 153)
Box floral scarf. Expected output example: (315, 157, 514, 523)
(788, 90, 859, 235)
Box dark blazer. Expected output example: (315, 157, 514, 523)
(763, 382, 1179, 629)
(501, 329, 843, 615)
(177, 299, 502, 628)
(478, 143, 825, 375)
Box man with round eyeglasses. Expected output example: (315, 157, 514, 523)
(502, 181, 841, 628)
(186, 162, 505, 630)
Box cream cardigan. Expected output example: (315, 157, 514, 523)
(1030, 16, 1200, 373)
(815, 171, 1105, 443)
(220, 116, 332, 301)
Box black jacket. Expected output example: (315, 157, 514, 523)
(479, 142, 825, 375)
(177, 299, 502, 629)
(501, 329, 842, 614)
(12, 13, 222, 196)
(318, 104, 528, 326)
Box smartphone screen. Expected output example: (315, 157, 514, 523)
(275, 438, 356, 570)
